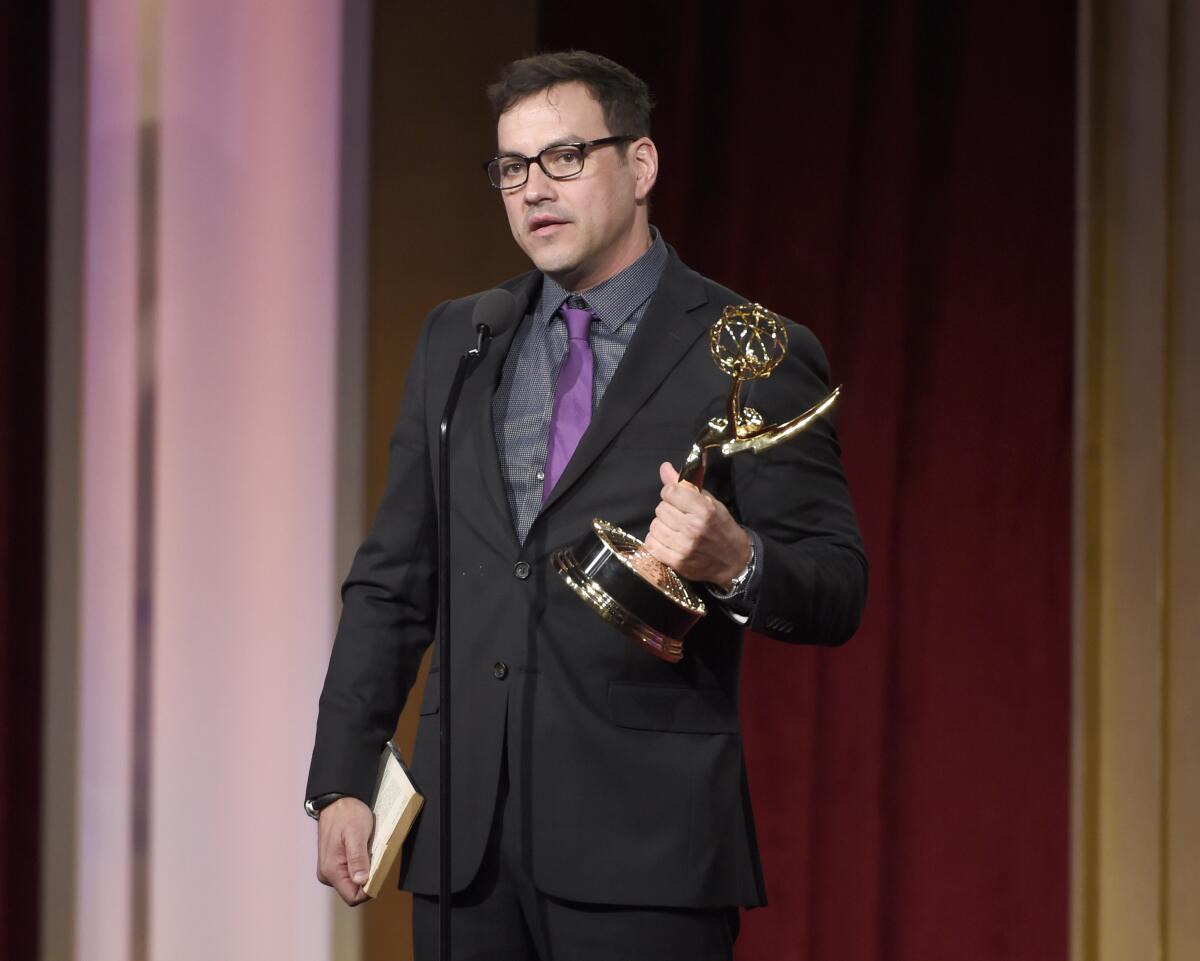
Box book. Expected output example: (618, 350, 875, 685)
(363, 741, 424, 898)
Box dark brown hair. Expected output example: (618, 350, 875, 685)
(487, 50, 654, 140)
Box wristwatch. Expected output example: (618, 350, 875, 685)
(304, 792, 347, 820)
(710, 532, 756, 598)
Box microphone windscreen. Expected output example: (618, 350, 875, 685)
(471, 288, 519, 339)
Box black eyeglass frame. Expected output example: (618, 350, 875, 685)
(482, 135, 636, 190)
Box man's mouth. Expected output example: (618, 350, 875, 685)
(527, 215, 569, 237)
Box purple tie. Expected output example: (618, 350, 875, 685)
(542, 301, 595, 500)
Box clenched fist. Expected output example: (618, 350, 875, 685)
(644, 462, 752, 591)
(316, 796, 375, 906)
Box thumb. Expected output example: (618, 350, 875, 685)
(658, 461, 679, 485)
(345, 827, 370, 886)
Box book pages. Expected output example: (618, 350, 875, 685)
(364, 743, 424, 898)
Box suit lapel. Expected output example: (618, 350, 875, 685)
(540, 254, 710, 515)
(456, 272, 541, 548)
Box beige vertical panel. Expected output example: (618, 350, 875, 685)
(1098, 3, 1167, 959)
(149, 1, 342, 958)
(362, 4, 536, 960)
(1166, 2, 1200, 956)
(1075, 1, 1200, 959)
(329, 0, 373, 957)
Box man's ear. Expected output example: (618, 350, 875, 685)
(631, 137, 659, 201)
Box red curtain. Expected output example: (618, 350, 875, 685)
(541, 4, 1074, 959)
(0, 4, 49, 960)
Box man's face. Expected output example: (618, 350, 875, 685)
(496, 82, 657, 292)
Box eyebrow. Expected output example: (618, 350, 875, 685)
(496, 135, 586, 157)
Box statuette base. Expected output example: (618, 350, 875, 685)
(551, 519, 706, 662)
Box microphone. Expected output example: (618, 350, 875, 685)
(469, 287, 518, 352)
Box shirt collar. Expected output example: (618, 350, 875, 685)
(534, 226, 668, 333)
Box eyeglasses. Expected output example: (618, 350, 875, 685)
(483, 136, 635, 190)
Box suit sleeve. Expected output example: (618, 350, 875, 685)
(732, 322, 868, 645)
(305, 303, 445, 804)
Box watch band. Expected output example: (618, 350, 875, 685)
(304, 792, 347, 820)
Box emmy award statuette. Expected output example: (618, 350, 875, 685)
(551, 303, 841, 662)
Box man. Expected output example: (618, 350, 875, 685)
(307, 51, 866, 960)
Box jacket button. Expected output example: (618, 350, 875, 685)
(513, 561, 531, 580)
(493, 662, 509, 680)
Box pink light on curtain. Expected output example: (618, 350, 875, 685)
(76, 0, 140, 957)
(148, 1, 343, 958)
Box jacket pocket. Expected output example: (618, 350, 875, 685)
(607, 682, 739, 734)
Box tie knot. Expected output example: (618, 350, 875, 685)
(560, 302, 593, 341)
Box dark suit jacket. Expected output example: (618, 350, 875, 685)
(306, 249, 867, 908)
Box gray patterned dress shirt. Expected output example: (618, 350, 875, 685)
(493, 229, 668, 541)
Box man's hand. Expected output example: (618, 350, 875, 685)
(645, 462, 752, 591)
(316, 796, 375, 906)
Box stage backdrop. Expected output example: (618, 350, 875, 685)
(539, 4, 1074, 960)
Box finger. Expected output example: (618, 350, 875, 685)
(646, 525, 697, 565)
(648, 514, 701, 554)
(318, 841, 370, 905)
(658, 461, 679, 486)
(659, 480, 713, 515)
(315, 847, 342, 888)
(643, 534, 682, 569)
(646, 524, 678, 559)
(646, 531, 727, 583)
(316, 825, 336, 885)
(653, 499, 692, 535)
(332, 874, 367, 905)
(344, 828, 371, 887)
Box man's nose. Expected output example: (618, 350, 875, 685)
(522, 163, 557, 203)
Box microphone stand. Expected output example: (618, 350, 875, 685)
(437, 323, 491, 961)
